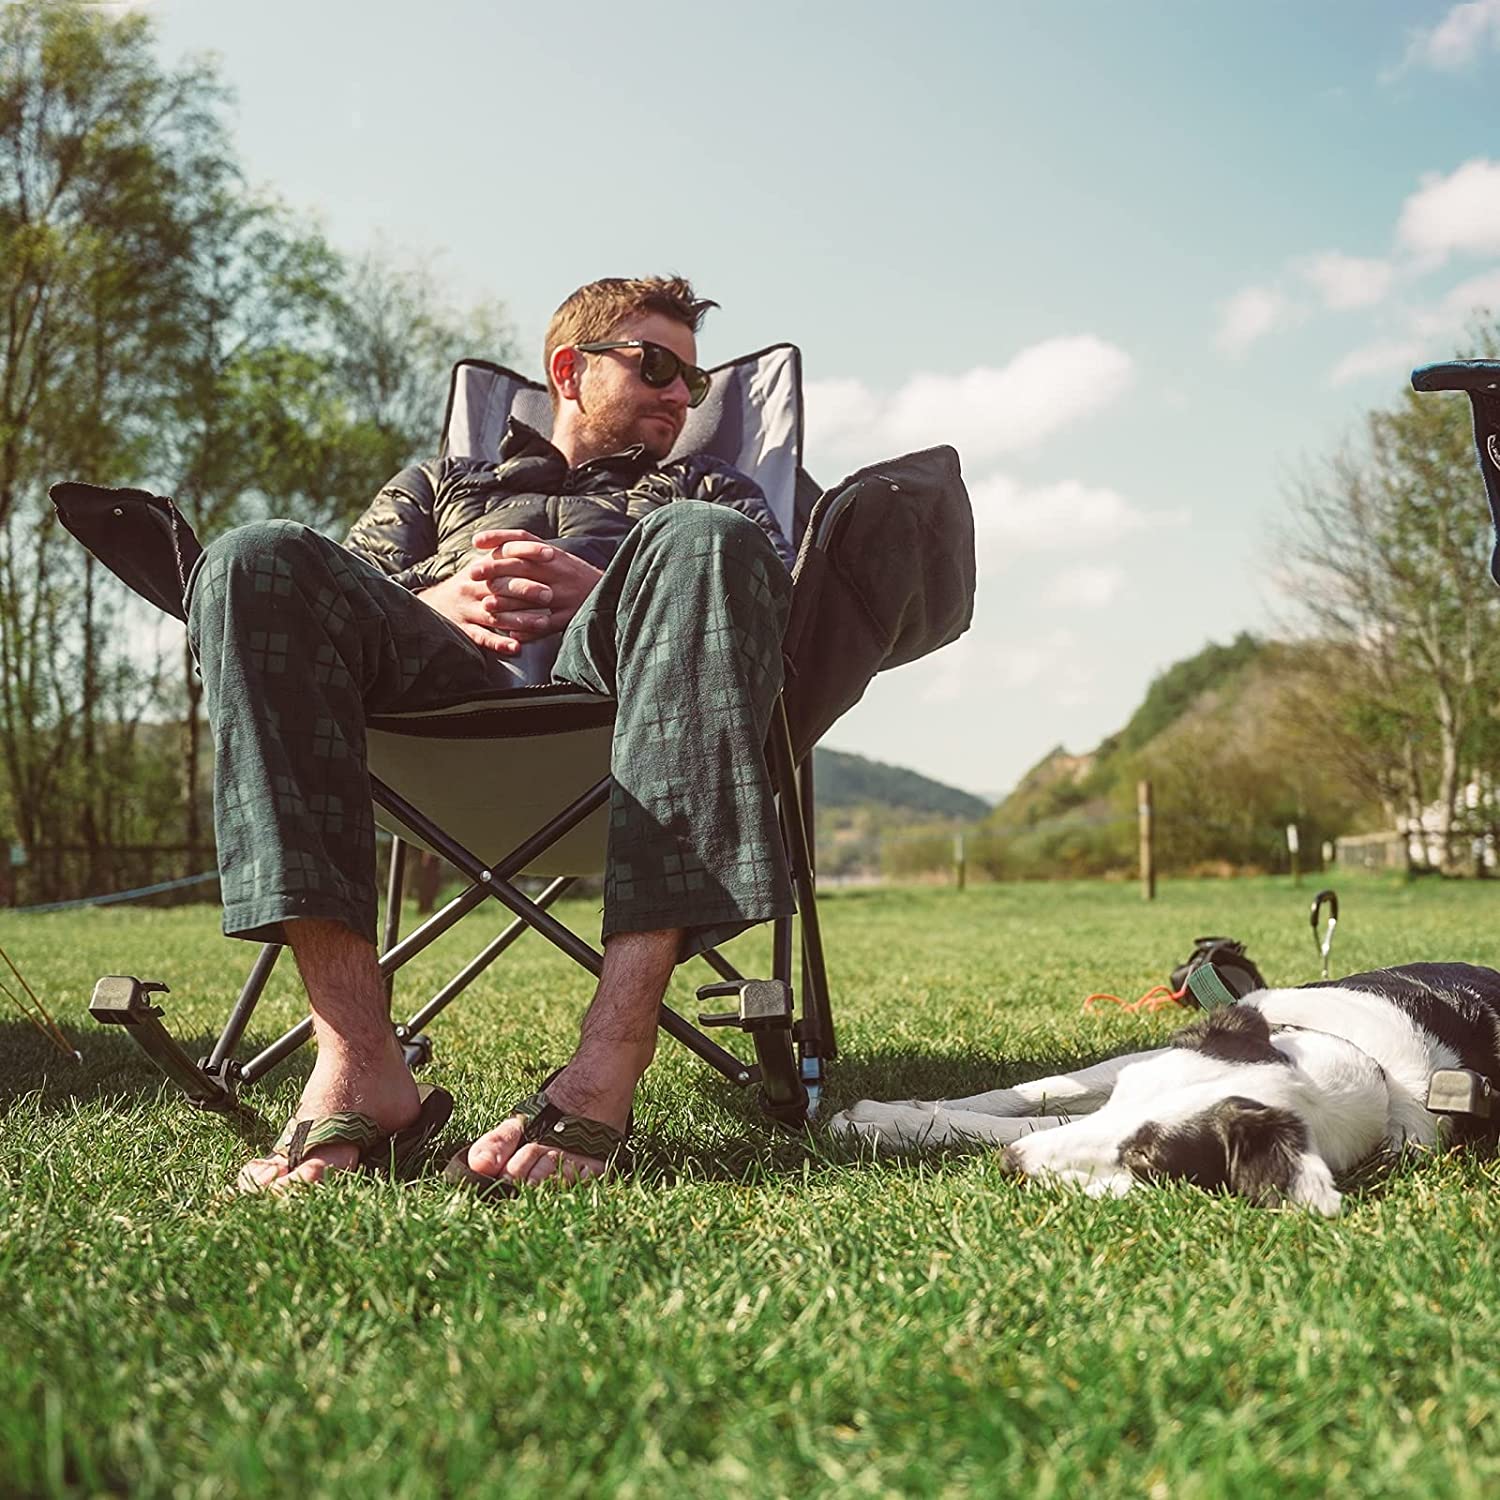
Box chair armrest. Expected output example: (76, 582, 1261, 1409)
(1411, 360, 1500, 394)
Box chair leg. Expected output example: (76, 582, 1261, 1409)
(89, 976, 261, 1122)
(768, 701, 836, 1068)
(99, 714, 837, 1114)
(205, 941, 284, 1076)
(381, 836, 408, 1003)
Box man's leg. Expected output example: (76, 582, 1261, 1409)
(189, 519, 524, 1187)
(237, 919, 415, 1188)
(464, 502, 794, 1187)
(465, 927, 678, 1186)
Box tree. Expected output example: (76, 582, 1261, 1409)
(0, 4, 517, 899)
(159, 239, 517, 859)
(1279, 347, 1500, 868)
(0, 1, 230, 894)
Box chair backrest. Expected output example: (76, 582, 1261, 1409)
(440, 343, 810, 545)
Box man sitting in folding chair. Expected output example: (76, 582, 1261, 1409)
(189, 275, 799, 1194)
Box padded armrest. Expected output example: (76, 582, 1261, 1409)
(1411, 361, 1500, 394)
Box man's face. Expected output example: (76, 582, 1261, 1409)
(568, 311, 697, 461)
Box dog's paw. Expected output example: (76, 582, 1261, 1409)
(828, 1101, 940, 1147)
(1287, 1153, 1343, 1216)
(835, 1097, 936, 1123)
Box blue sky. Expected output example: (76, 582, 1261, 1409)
(123, 0, 1500, 797)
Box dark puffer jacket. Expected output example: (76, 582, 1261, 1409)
(345, 418, 793, 588)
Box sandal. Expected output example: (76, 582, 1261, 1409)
(269, 1082, 454, 1182)
(443, 1072, 631, 1200)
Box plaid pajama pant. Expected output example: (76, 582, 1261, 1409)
(186, 502, 795, 959)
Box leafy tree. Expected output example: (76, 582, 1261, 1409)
(0, 3, 517, 898)
(1280, 345, 1500, 867)
(0, 1, 228, 893)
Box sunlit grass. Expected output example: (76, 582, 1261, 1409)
(4, 874, 1500, 1497)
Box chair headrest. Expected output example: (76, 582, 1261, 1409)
(440, 343, 805, 543)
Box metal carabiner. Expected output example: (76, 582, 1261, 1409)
(1310, 888, 1339, 980)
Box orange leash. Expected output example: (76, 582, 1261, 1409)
(1083, 982, 1189, 1016)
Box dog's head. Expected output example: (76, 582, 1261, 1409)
(1002, 1008, 1344, 1214)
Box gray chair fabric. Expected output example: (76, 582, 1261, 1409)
(440, 344, 806, 545)
(368, 688, 615, 876)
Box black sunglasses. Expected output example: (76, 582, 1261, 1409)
(575, 340, 712, 408)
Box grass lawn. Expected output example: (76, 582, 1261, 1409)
(4, 873, 1500, 1497)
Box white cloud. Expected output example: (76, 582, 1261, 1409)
(804, 334, 1134, 469)
(1328, 338, 1425, 387)
(801, 376, 881, 453)
(920, 634, 978, 704)
(1044, 564, 1125, 610)
(1298, 252, 1395, 310)
(990, 632, 1079, 689)
(919, 622, 1100, 707)
(1441, 266, 1500, 320)
(1404, 0, 1500, 70)
(1397, 159, 1500, 263)
(1216, 286, 1295, 355)
(967, 472, 1184, 573)
(1326, 263, 1500, 385)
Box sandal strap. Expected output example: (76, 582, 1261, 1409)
(512, 1089, 627, 1160)
(274, 1111, 383, 1169)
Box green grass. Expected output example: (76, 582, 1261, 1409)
(4, 874, 1500, 1497)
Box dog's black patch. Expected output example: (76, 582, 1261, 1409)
(1305, 963, 1500, 1084)
(1119, 1115, 1229, 1193)
(1119, 1096, 1308, 1206)
(1168, 1005, 1290, 1068)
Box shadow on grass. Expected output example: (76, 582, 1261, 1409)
(773, 1042, 1130, 1111)
(414, 1125, 996, 1197)
(0, 1017, 316, 1117)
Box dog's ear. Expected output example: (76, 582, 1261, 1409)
(1210, 1095, 1332, 1209)
(1169, 1007, 1287, 1067)
(1121, 1096, 1341, 1213)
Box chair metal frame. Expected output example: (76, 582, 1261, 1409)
(75, 340, 842, 1127)
(88, 686, 835, 1126)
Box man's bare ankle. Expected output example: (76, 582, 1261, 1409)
(549, 1046, 650, 1110)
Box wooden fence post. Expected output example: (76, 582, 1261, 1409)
(1138, 780, 1156, 901)
(953, 831, 966, 891)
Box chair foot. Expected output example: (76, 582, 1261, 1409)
(696, 978, 808, 1124)
(799, 1054, 826, 1120)
(89, 975, 255, 1119)
(394, 1025, 433, 1071)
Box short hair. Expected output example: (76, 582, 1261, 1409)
(543, 275, 718, 406)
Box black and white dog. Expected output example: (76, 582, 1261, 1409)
(831, 964, 1500, 1215)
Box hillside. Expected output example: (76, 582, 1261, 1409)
(987, 632, 1268, 831)
(974, 632, 1378, 878)
(812, 746, 989, 820)
(811, 747, 989, 880)
(812, 633, 1382, 881)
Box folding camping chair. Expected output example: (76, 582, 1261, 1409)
(1399, 360, 1500, 1124)
(54, 341, 975, 1136)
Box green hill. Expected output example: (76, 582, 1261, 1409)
(813, 747, 990, 820)
(975, 632, 1377, 878)
(812, 633, 1380, 882)
(987, 632, 1268, 832)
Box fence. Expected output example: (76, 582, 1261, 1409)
(2, 845, 218, 910)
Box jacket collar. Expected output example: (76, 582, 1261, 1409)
(498, 418, 658, 491)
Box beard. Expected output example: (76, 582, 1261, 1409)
(571, 386, 681, 462)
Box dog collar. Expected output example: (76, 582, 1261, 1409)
(1185, 963, 1241, 1011)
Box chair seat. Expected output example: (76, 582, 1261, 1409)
(368, 686, 615, 876)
